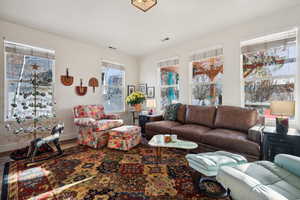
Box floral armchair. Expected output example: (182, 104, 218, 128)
(73, 105, 123, 148)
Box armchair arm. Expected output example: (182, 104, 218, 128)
(275, 154, 300, 177)
(104, 114, 121, 120)
(74, 118, 96, 126)
(247, 125, 264, 144)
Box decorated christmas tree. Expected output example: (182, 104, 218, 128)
(5, 64, 56, 140)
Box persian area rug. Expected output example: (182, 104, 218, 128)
(1, 145, 230, 200)
(9, 143, 54, 161)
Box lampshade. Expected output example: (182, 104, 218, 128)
(146, 99, 156, 108)
(270, 101, 295, 117)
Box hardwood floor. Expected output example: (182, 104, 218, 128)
(0, 139, 77, 197)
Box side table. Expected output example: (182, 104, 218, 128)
(263, 126, 300, 161)
(138, 114, 163, 135)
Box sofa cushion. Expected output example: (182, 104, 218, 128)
(201, 129, 260, 156)
(171, 124, 211, 143)
(164, 103, 180, 121)
(215, 106, 258, 132)
(186, 105, 216, 128)
(177, 104, 186, 123)
(93, 119, 124, 132)
(145, 121, 182, 134)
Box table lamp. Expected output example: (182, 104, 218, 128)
(270, 101, 295, 134)
(146, 99, 156, 115)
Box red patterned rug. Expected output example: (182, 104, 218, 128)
(1, 145, 230, 200)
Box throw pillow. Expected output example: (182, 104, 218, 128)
(164, 103, 180, 121)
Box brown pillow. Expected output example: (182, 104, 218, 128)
(214, 106, 258, 132)
(185, 105, 216, 128)
(177, 104, 186, 123)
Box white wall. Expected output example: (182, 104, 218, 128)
(0, 19, 139, 152)
(139, 5, 300, 129)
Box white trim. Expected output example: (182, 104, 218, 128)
(296, 28, 300, 129)
(101, 59, 125, 67)
(240, 29, 297, 47)
(156, 56, 180, 65)
(189, 44, 223, 57)
(4, 40, 55, 54)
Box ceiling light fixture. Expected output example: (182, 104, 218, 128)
(131, 0, 157, 12)
(161, 37, 170, 42)
(108, 46, 117, 50)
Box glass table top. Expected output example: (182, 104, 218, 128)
(148, 135, 198, 149)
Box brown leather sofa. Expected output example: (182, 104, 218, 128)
(145, 105, 264, 161)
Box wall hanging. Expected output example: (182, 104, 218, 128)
(60, 68, 74, 86)
(76, 79, 88, 96)
(88, 77, 99, 93)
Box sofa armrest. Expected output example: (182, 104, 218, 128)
(104, 114, 121, 120)
(275, 154, 300, 177)
(247, 125, 264, 144)
(74, 118, 96, 126)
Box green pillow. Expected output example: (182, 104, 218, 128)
(164, 103, 180, 121)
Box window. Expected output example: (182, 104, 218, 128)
(241, 30, 297, 117)
(190, 47, 223, 106)
(158, 58, 180, 109)
(101, 61, 125, 113)
(4, 41, 55, 121)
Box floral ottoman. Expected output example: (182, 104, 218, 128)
(107, 125, 141, 151)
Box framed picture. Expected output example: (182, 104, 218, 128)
(127, 85, 135, 96)
(138, 83, 147, 95)
(147, 87, 155, 98)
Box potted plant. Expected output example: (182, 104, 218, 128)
(126, 92, 146, 112)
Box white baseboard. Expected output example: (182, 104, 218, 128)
(0, 133, 78, 153)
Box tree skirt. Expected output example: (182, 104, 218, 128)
(1, 145, 230, 200)
(9, 143, 54, 161)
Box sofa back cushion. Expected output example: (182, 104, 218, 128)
(73, 105, 106, 120)
(214, 106, 258, 132)
(186, 105, 216, 127)
(177, 104, 186, 123)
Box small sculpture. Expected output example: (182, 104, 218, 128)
(88, 77, 99, 93)
(61, 68, 74, 86)
(76, 79, 88, 96)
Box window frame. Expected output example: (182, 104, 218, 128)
(240, 29, 298, 127)
(100, 62, 126, 114)
(189, 47, 224, 106)
(4, 44, 56, 122)
(157, 59, 180, 110)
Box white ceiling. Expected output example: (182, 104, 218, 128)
(0, 0, 300, 56)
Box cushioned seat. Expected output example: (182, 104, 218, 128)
(201, 129, 260, 157)
(217, 154, 300, 200)
(186, 151, 247, 176)
(171, 124, 211, 143)
(93, 119, 124, 131)
(145, 121, 182, 135)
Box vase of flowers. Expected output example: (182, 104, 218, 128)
(126, 92, 146, 112)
